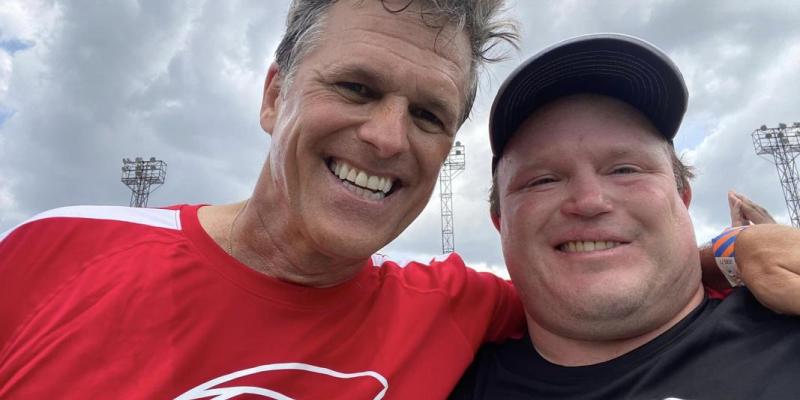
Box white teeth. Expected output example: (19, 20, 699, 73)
(355, 171, 368, 187)
(560, 240, 622, 253)
(367, 175, 380, 191)
(382, 178, 393, 194)
(338, 163, 350, 180)
(328, 159, 396, 199)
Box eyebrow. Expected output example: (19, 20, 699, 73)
(607, 145, 666, 160)
(608, 148, 640, 158)
(325, 64, 391, 92)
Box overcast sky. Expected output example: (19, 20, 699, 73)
(2, 0, 799, 276)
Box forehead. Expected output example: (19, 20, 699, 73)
(503, 94, 668, 163)
(325, 0, 470, 59)
(312, 0, 472, 90)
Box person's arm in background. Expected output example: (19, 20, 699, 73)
(737, 224, 800, 315)
(700, 191, 800, 315)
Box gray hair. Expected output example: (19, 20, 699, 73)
(274, 0, 519, 124)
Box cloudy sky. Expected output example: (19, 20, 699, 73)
(2, 0, 799, 276)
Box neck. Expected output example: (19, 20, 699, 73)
(526, 285, 704, 366)
(199, 200, 367, 288)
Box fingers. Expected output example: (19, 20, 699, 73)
(730, 191, 777, 225)
(728, 191, 746, 227)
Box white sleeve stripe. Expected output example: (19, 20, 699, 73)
(0, 205, 181, 242)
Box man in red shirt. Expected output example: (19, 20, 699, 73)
(0, 1, 524, 398)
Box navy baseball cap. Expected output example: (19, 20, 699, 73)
(489, 33, 688, 169)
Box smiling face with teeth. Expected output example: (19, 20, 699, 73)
(255, 0, 469, 266)
(494, 94, 703, 354)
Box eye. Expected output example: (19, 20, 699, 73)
(527, 176, 559, 187)
(334, 82, 375, 101)
(610, 165, 640, 175)
(410, 107, 445, 133)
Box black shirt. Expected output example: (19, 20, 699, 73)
(451, 289, 800, 400)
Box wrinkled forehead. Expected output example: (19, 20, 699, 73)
(332, 0, 472, 64)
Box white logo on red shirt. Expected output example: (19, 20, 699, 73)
(175, 362, 388, 400)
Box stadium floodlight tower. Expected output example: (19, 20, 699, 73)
(752, 122, 800, 227)
(438, 141, 466, 254)
(121, 157, 167, 208)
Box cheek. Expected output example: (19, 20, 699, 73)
(631, 184, 696, 253)
(411, 135, 452, 180)
(622, 179, 676, 216)
(499, 196, 552, 270)
(500, 192, 552, 234)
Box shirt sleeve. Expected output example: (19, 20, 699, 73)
(427, 253, 526, 349)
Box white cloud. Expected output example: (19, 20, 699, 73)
(2, 1, 799, 276)
(0, 0, 59, 41)
(0, 51, 11, 97)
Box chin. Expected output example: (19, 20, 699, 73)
(314, 222, 391, 260)
(570, 279, 651, 316)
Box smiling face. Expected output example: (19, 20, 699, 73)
(495, 94, 702, 343)
(258, 0, 470, 262)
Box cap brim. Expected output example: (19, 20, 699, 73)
(490, 33, 688, 162)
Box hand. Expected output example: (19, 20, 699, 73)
(700, 191, 780, 296)
(728, 191, 776, 226)
(736, 224, 800, 315)
(700, 191, 778, 292)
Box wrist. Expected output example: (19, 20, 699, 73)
(711, 226, 751, 287)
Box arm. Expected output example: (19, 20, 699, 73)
(703, 191, 800, 314)
(736, 224, 800, 315)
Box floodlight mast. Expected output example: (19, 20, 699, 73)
(752, 123, 800, 227)
(439, 141, 466, 254)
(121, 157, 167, 208)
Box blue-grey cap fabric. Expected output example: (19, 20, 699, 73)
(490, 33, 688, 168)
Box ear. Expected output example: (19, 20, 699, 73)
(260, 62, 283, 135)
(680, 181, 692, 207)
(490, 212, 501, 232)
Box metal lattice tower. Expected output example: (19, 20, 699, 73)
(121, 157, 167, 208)
(439, 141, 466, 253)
(752, 122, 800, 227)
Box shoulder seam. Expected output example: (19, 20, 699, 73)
(0, 206, 181, 242)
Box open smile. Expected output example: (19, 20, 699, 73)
(327, 158, 399, 201)
(557, 240, 627, 253)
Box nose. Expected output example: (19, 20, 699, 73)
(356, 98, 411, 158)
(560, 173, 613, 218)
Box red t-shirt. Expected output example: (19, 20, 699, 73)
(0, 205, 524, 399)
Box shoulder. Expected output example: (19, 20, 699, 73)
(370, 252, 508, 292)
(450, 338, 535, 399)
(717, 288, 800, 324)
(368, 252, 520, 321)
(3, 205, 181, 235)
(1, 205, 188, 261)
(2, 205, 182, 238)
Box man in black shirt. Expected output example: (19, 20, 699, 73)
(452, 33, 800, 399)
